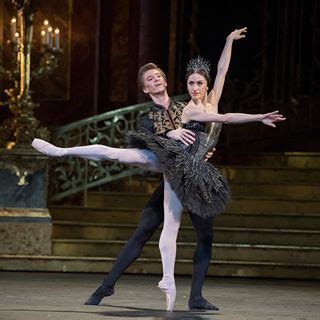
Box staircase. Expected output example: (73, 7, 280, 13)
(1, 153, 320, 279)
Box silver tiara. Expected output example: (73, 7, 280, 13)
(186, 56, 211, 76)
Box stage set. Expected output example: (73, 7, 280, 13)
(0, 0, 320, 319)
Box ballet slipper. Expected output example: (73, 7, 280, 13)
(84, 285, 115, 305)
(158, 279, 176, 312)
(188, 296, 219, 310)
(31, 138, 65, 157)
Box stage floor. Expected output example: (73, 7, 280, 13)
(0, 272, 319, 320)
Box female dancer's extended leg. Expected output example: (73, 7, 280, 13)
(32, 138, 182, 311)
(31, 138, 162, 172)
(158, 177, 183, 311)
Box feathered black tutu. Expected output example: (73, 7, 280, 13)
(127, 121, 230, 218)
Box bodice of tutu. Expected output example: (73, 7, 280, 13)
(182, 121, 222, 161)
(182, 121, 206, 132)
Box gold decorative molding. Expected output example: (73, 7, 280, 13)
(0, 207, 50, 218)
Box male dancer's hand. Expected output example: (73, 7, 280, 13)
(204, 148, 216, 161)
(167, 128, 196, 146)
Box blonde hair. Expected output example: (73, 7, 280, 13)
(137, 63, 167, 89)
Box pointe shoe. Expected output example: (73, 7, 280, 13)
(32, 138, 65, 157)
(158, 279, 176, 312)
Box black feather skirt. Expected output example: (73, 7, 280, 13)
(127, 122, 230, 218)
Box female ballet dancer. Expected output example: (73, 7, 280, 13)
(32, 76, 284, 311)
(33, 34, 284, 310)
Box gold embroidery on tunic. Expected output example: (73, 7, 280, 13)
(148, 102, 185, 135)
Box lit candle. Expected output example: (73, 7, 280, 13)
(54, 28, 60, 49)
(41, 30, 46, 45)
(43, 20, 49, 44)
(11, 17, 17, 42)
(48, 26, 53, 48)
(14, 32, 19, 44)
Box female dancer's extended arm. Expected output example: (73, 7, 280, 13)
(183, 104, 286, 127)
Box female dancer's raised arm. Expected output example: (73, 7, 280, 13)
(207, 27, 247, 111)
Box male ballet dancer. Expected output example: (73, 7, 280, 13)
(84, 62, 218, 310)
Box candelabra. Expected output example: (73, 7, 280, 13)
(0, 0, 63, 149)
(0, 1, 62, 256)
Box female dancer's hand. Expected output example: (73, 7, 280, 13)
(227, 27, 247, 40)
(261, 110, 286, 127)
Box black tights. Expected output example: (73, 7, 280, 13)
(189, 214, 214, 299)
(101, 181, 164, 288)
(100, 180, 214, 300)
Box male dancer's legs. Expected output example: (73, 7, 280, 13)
(85, 180, 165, 305)
(86, 182, 218, 310)
(188, 213, 218, 310)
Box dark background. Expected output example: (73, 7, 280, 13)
(0, 0, 319, 152)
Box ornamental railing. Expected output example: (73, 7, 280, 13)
(49, 95, 188, 203)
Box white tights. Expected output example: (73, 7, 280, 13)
(31, 138, 162, 173)
(32, 138, 183, 309)
(157, 178, 183, 311)
(160, 178, 183, 282)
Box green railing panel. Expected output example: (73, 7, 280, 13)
(49, 94, 188, 201)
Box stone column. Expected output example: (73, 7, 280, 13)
(0, 148, 51, 255)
